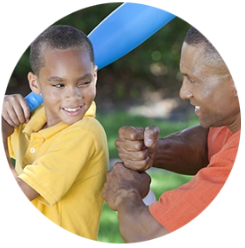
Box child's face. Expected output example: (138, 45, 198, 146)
(29, 48, 97, 127)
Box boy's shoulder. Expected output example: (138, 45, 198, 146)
(70, 101, 105, 135)
(72, 116, 104, 135)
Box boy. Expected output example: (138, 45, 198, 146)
(2, 25, 109, 240)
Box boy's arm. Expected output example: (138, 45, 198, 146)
(2, 119, 40, 201)
(2, 118, 14, 165)
(2, 135, 40, 201)
(14, 176, 40, 201)
(2, 95, 39, 201)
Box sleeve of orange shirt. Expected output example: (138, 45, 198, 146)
(149, 126, 240, 232)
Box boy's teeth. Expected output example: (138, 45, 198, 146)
(64, 107, 80, 112)
(195, 106, 200, 110)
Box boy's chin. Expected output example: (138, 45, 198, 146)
(63, 116, 84, 126)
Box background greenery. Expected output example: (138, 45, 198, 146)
(96, 110, 197, 243)
(5, 2, 197, 244)
(6, 2, 191, 111)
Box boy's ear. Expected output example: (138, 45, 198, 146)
(93, 65, 98, 86)
(28, 72, 41, 94)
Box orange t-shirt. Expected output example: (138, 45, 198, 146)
(149, 126, 240, 232)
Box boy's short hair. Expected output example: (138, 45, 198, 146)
(30, 25, 94, 75)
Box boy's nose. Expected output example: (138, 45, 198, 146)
(66, 87, 82, 99)
(179, 80, 193, 100)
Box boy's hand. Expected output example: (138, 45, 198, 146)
(2, 94, 30, 129)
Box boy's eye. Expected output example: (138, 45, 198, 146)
(79, 81, 91, 87)
(53, 84, 64, 88)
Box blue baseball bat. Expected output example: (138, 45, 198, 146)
(25, 2, 175, 111)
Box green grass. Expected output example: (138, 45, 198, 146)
(96, 109, 198, 243)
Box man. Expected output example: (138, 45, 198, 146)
(103, 27, 241, 242)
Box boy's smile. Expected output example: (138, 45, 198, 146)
(28, 48, 97, 128)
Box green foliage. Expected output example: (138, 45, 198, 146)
(7, 3, 190, 102)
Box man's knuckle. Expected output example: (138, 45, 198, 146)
(138, 151, 147, 160)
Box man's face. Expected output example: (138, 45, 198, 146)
(31, 48, 97, 127)
(179, 42, 240, 132)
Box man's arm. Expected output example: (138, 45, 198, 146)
(115, 125, 209, 175)
(153, 125, 209, 175)
(103, 162, 168, 242)
(116, 191, 168, 242)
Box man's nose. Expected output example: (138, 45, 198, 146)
(179, 79, 193, 100)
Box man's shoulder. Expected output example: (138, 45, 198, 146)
(208, 126, 240, 145)
(208, 126, 240, 160)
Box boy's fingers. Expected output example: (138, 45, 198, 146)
(3, 94, 30, 126)
(3, 111, 17, 128)
(19, 98, 31, 122)
(13, 104, 26, 124)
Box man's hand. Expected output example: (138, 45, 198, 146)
(103, 162, 169, 242)
(2, 94, 30, 129)
(115, 125, 160, 171)
(103, 162, 151, 211)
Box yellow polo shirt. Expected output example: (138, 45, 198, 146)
(8, 101, 109, 240)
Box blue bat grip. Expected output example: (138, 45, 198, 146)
(25, 92, 43, 112)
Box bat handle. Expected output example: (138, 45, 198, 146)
(142, 189, 156, 205)
(25, 92, 43, 112)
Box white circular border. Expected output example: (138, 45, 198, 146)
(1, 0, 244, 247)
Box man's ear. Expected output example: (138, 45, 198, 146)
(28, 72, 41, 94)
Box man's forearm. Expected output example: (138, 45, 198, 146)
(116, 191, 168, 243)
(153, 125, 209, 175)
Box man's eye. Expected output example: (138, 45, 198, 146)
(188, 77, 195, 84)
(53, 84, 64, 88)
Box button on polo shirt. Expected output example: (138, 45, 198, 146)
(30, 148, 35, 153)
